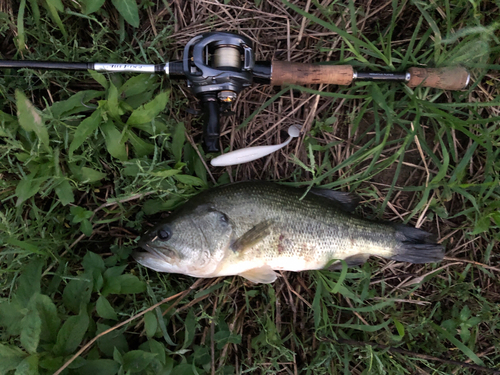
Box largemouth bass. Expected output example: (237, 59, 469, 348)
(134, 181, 444, 283)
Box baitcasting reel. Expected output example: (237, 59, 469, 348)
(182, 32, 255, 152)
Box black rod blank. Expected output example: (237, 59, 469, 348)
(0, 59, 187, 77)
(0, 60, 91, 71)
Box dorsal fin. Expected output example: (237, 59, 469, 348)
(310, 188, 360, 213)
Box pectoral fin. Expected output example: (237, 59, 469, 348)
(239, 265, 278, 284)
(328, 254, 370, 270)
(230, 220, 273, 253)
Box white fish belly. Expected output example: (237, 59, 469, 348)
(267, 256, 325, 271)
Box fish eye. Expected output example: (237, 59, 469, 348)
(157, 227, 171, 241)
(219, 213, 228, 223)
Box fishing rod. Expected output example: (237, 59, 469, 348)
(0, 31, 470, 153)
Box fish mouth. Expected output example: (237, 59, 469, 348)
(132, 241, 176, 270)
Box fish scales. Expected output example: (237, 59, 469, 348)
(135, 181, 444, 283)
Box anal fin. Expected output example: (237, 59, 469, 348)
(328, 254, 370, 271)
(239, 265, 278, 284)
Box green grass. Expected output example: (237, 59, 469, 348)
(1, 0, 500, 374)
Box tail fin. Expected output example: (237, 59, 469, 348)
(390, 224, 445, 263)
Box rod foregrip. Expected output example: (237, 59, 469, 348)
(271, 61, 354, 86)
(407, 66, 470, 90)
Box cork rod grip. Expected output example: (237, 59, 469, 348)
(271, 61, 354, 86)
(407, 66, 470, 90)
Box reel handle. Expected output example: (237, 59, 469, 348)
(199, 93, 221, 153)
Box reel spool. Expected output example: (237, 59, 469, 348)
(213, 45, 242, 70)
(183, 32, 254, 152)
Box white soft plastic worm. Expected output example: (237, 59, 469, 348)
(211, 125, 301, 167)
